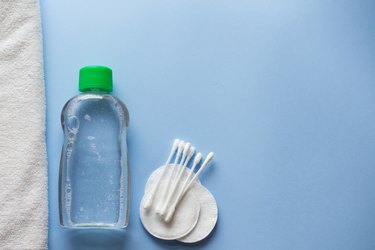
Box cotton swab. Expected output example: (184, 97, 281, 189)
(143, 139, 180, 210)
(156, 141, 188, 214)
(184, 152, 214, 193)
(182, 153, 202, 188)
(171, 146, 196, 190)
(165, 152, 214, 222)
(159, 147, 196, 216)
(162, 152, 201, 222)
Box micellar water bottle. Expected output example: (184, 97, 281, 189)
(59, 66, 130, 228)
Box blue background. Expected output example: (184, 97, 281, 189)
(42, 0, 375, 249)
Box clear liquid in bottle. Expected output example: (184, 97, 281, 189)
(59, 66, 129, 228)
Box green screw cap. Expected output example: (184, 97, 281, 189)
(79, 66, 113, 92)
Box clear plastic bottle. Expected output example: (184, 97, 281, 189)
(59, 66, 129, 228)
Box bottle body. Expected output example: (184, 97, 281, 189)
(59, 91, 129, 228)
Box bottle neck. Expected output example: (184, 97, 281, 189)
(82, 88, 110, 94)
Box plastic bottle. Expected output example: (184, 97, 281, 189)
(59, 66, 130, 228)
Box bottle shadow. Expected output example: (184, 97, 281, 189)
(67, 228, 128, 250)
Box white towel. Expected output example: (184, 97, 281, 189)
(0, 0, 47, 249)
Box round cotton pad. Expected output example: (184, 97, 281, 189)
(178, 184, 218, 243)
(140, 165, 201, 240)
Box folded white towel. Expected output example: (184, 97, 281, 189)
(0, 0, 47, 249)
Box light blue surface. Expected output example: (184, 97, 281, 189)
(42, 0, 375, 249)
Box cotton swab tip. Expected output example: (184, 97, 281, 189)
(175, 141, 185, 158)
(178, 141, 185, 150)
(205, 152, 214, 163)
(182, 143, 191, 155)
(164, 206, 176, 223)
(172, 139, 180, 148)
(188, 147, 195, 158)
(142, 197, 152, 210)
(194, 153, 202, 165)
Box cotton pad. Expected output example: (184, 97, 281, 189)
(140, 165, 201, 240)
(140, 143, 218, 243)
(178, 184, 218, 243)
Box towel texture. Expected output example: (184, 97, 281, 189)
(0, 0, 47, 249)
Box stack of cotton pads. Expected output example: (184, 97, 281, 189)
(140, 139, 218, 243)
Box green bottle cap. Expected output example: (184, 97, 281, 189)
(79, 66, 113, 92)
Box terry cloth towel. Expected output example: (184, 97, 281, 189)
(0, 0, 47, 249)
